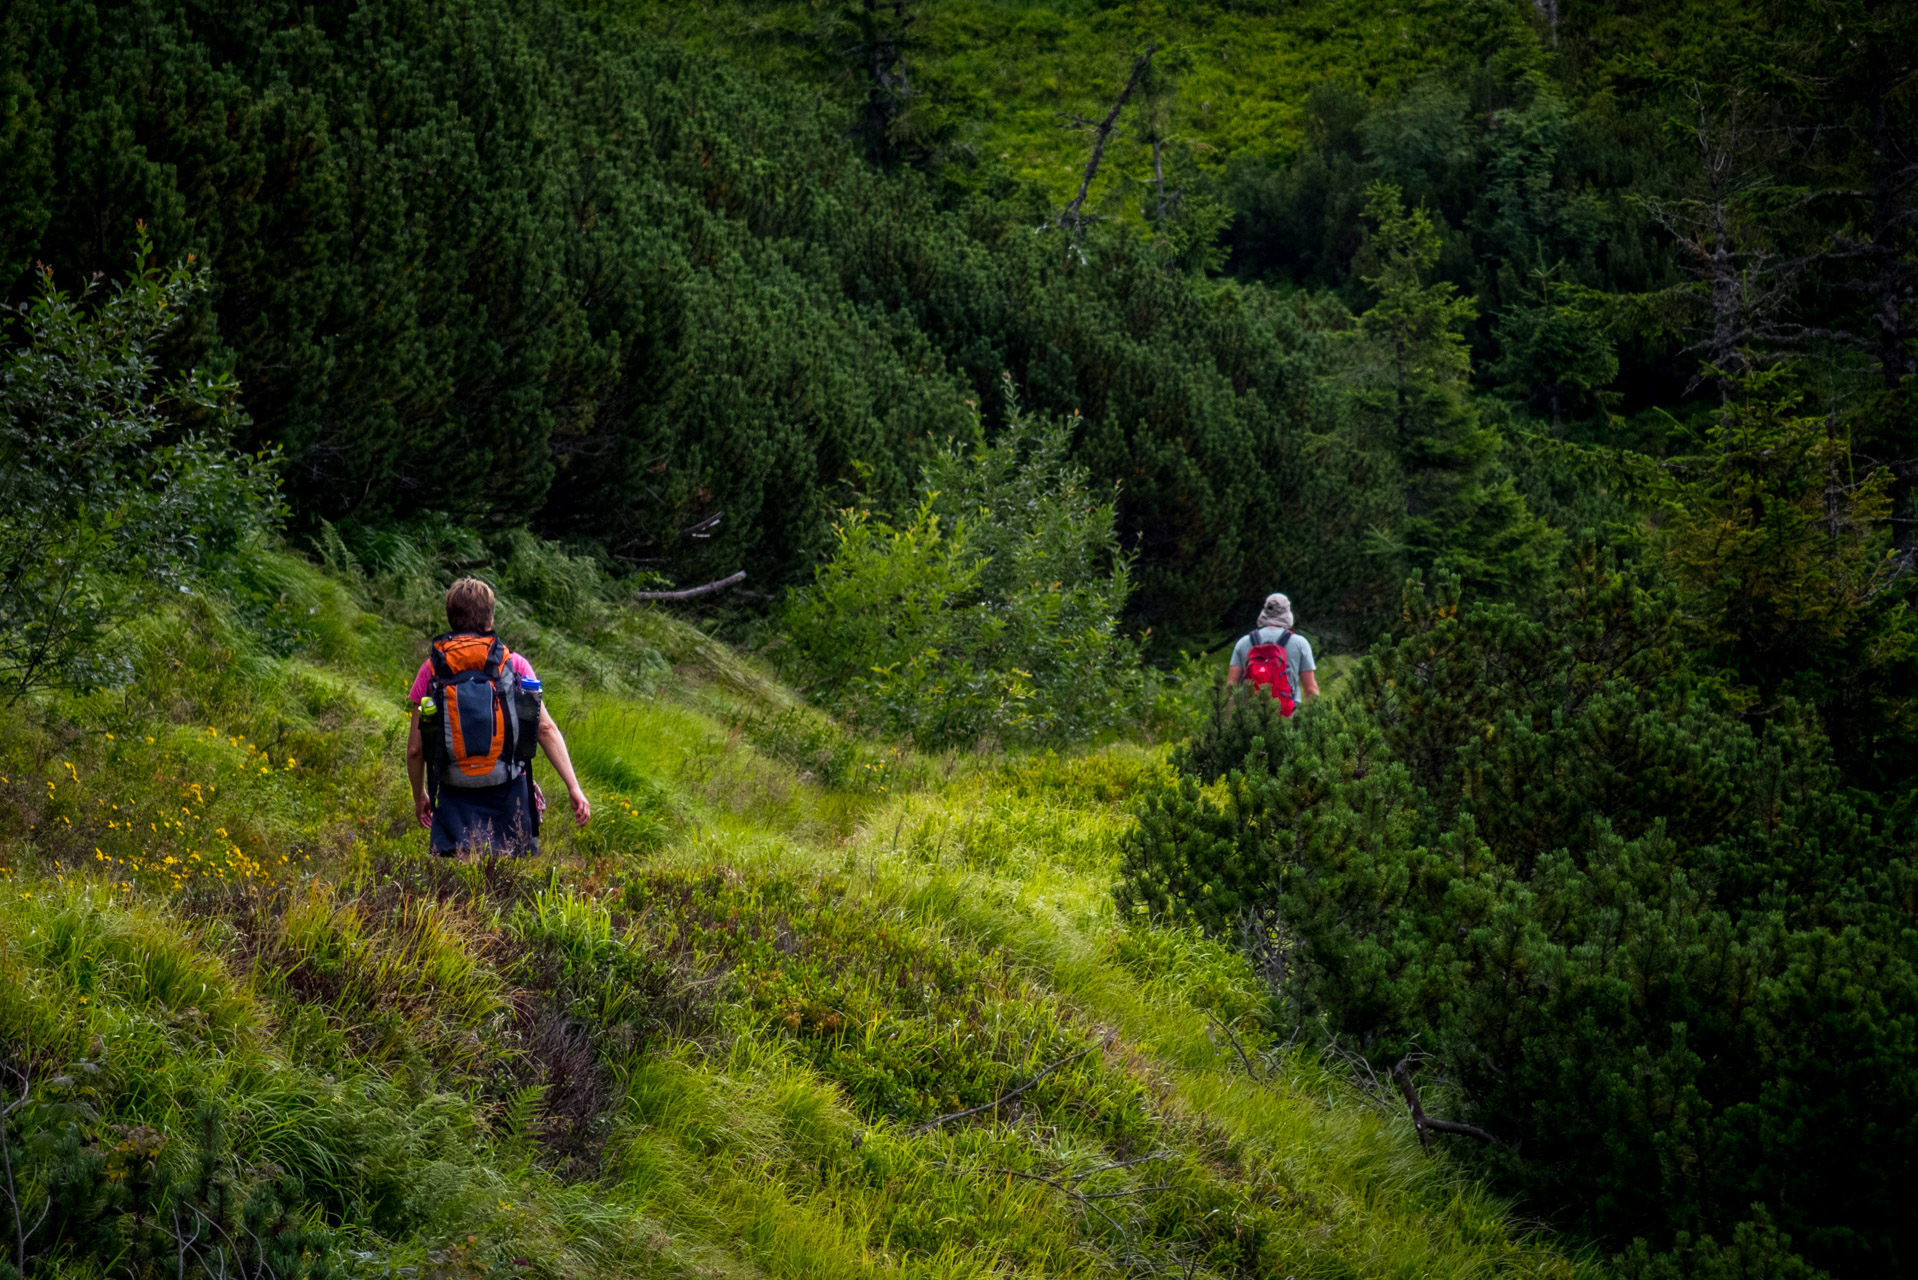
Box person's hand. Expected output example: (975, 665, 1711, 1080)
(568, 787, 591, 829)
(415, 792, 434, 830)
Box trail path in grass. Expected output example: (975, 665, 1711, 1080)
(541, 680, 1581, 1280)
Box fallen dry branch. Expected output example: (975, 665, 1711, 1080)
(912, 1048, 1092, 1133)
(1207, 1013, 1264, 1081)
(1067, 1153, 1170, 1182)
(633, 570, 747, 601)
(948, 1163, 1168, 1237)
(1392, 1057, 1515, 1153)
(0, 1069, 45, 1277)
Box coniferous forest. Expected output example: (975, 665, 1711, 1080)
(0, 2, 1914, 1279)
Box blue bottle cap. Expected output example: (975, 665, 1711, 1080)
(520, 676, 541, 691)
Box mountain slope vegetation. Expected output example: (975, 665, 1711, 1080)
(0, 551, 1580, 1279)
(1, 0, 1915, 1277)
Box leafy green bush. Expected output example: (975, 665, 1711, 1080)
(1117, 556, 1918, 1279)
(782, 391, 1146, 748)
(0, 244, 278, 702)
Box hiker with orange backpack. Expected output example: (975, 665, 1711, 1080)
(1225, 592, 1319, 715)
(406, 578, 591, 857)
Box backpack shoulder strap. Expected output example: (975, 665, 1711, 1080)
(483, 635, 507, 679)
(428, 633, 457, 683)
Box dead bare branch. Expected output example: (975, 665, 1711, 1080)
(912, 1048, 1092, 1133)
(1, 1068, 30, 1277)
(1057, 46, 1158, 236)
(1319, 1040, 1396, 1113)
(1206, 1013, 1263, 1081)
(1392, 1056, 1515, 1153)
(973, 1165, 1131, 1235)
(1068, 1153, 1170, 1182)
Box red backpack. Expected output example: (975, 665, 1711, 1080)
(1243, 629, 1297, 717)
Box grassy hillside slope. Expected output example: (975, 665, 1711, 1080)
(617, 0, 1459, 214)
(615, 0, 1730, 192)
(0, 550, 1580, 1278)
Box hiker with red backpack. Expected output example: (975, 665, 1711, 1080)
(406, 578, 591, 857)
(1226, 592, 1319, 715)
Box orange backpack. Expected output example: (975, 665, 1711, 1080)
(423, 632, 534, 789)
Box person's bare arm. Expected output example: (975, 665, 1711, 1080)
(537, 705, 591, 828)
(1300, 670, 1321, 700)
(1226, 664, 1244, 685)
(407, 710, 432, 828)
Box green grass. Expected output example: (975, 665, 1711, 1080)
(0, 546, 1588, 1279)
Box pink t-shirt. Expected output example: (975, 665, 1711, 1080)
(409, 652, 536, 706)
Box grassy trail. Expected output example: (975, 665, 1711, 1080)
(0, 553, 1582, 1279)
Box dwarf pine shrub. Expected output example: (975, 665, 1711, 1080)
(1118, 556, 1918, 1278)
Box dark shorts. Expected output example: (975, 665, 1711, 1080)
(432, 772, 539, 857)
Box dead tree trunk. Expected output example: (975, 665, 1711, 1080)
(1533, 0, 1559, 46)
(846, 0, 918, 167)
(1864, 86, 1918, 558)
(633, 570, 746, 601)
(1640, 84, 1796, 431)
(1152, 137, 1168, 221)
(1058, 46, 1157, 236)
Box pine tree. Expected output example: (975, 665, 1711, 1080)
(1347, 182, 1558, 598)
(0, 0, 1345, 644)
(1491, 266, 1618, 431)
(1656, 364, 1918, 781)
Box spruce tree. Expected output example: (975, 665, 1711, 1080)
(1491, 267, 1618, 431)
(1347, 182, 1558, 598)
(1656, 364, 1918, 782)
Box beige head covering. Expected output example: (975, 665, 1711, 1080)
(1257, 592, 1293, 630)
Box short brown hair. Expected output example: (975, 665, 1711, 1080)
(445, 577, 497, 633)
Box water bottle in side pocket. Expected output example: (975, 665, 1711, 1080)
(514, 675, 543, 765)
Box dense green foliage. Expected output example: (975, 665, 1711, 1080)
(628, 0, 1917, 625)
(1339, 182, 1557, 602)
(4, 0, 1917, 1275)
(781, 385, 1144, 747)
(0, 0, 1410, 646)
(5, 0, 1911, 642)
(1118, 558, 1918, 1277)
(1651, 369, 1918, 785)
(0, 243, 276, 703)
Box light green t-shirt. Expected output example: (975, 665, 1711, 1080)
(1229, 628, 1315, 684)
